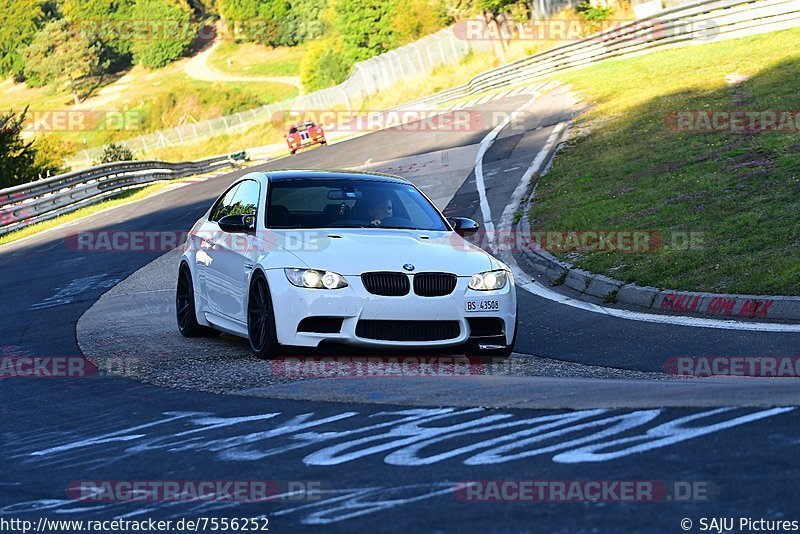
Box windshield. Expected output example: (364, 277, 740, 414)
(266, 179, 449, 231)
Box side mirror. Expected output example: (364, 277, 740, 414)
(448, 217, 480, 237)
(218, 213, 255, 234)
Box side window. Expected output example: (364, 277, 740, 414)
(228, 180, 260, 218)
(208, 180, 260, 223)
(209, 184, 240, 222)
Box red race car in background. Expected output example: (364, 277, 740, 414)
(286, 121, 326, 155)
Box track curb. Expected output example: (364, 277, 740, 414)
(511, 131, 800, 324)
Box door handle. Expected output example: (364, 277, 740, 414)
(244, 263, 254, 270)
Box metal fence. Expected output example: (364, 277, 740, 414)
(394, 0, 800, 109)
(66, 0, 800, 168)
(0, 155, 235, 237)
(67, 24, 490, 169)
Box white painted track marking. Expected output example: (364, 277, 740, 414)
(473, 95, 539, 238)
(476, 100, 800, 332)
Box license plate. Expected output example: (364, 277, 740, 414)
(466, 299, 500, 312)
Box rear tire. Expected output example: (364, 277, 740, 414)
(176, 263, 220, 338)
(247, 273, 281, 359)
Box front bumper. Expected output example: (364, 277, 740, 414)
(264, 270, 516, 348)
(287, 137, 325, 151)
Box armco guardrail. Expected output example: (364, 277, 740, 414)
(67, 0, 799, 168)
(396, 0, 800, 109)
(0, 155, 235, 237)
(68, 23, 490, 169)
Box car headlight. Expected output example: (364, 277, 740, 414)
(468, 270, 508, 291)
(285, 268, 348, 289)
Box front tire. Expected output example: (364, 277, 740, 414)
(247, 273, 280, 359)
(176, 263, 219, 337)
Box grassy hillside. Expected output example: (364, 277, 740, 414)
(208, 42, 306, 77)
(533, 28, 800, 295)
(1, 59, 298, 155)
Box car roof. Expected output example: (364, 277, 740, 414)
(264, 170, 410, 184)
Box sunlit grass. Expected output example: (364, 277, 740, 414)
(533, 28, 800, 294)
(208, 42, 306, 77)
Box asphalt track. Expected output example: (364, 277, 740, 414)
(1, 87, 800, 532)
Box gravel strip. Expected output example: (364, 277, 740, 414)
(78, 249, 672, 396)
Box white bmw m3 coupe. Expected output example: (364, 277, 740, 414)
(177, 170, 517, 358)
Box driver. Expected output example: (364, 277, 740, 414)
(368, 197, 393, 226)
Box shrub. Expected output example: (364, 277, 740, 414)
(576, 0, 613, 33)
(99, 142, 135, 163)
(31, 135, 70, 176)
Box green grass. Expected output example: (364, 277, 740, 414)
(1, 63, 298, 156)
(208, 42, 305, 77)
(0, 182, 173, 247)
(531, 28, 800, 295)
(148, 45, 550, 162)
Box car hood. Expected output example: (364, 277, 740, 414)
(262, 229, 496, 276)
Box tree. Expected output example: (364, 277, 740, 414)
(0, 109, 62, 189)
(61, 0, 137, 70)
(331, 0, 399, 62)
(130, 0, 196, 68)
(299, 36, 351, 91)
(390, 0, 450, 43)
(256, 0, 291, 45)
(289, 0, 326, 42)
(477, 0, 518, 57)
(220, 0, 299, 46)
(0, 0, 50, 79)
(22, 19, 109, 105)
